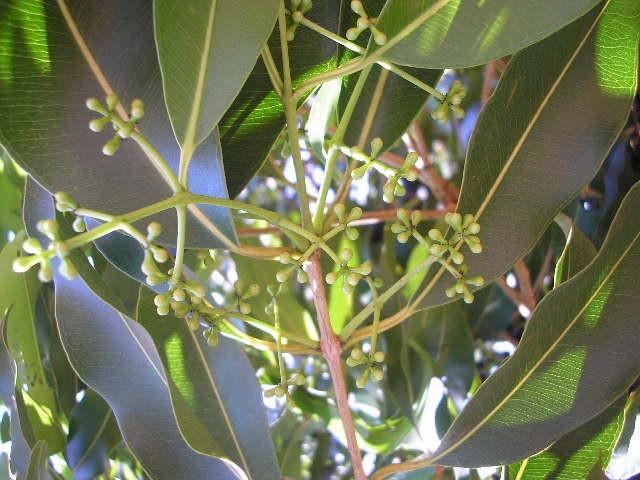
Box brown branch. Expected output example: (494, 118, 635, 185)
(514, 260, 536, 311)
(308, 252, 366, 480)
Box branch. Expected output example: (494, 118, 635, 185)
(308, 252, 366, 480)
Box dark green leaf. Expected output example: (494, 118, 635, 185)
(509, 397, 625, 480)
(0, 0, 234, 248)
(0, 153, 23, 249)
(554, 216, 598, 286)
(155, 0, 278, 151)
(67, 390, 121, 480)
(417, 0, 639, 309)
(272, 413, 323, 478)
(219, 0, 344, 196)
(370, 0, 600, 68)
(54, 258, 242, 479)
(136, 288, 280, 480)
(428, 181, 640, 466)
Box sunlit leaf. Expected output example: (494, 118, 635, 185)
(417, 0, 639, 310)
(0, 0, 234, 248)
(369, 0, 600, 68)
(423, 181, 640, 467)
(154, 0, 278, 153)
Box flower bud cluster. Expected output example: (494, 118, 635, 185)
(346, 347, 385, 388)
(333, 203, 363, 241)
(346, 1, 387, 46)
(325, 248, 372, 294)
(234, 279, 261, 315)
(286, 0, 313, 41)
(276, 252, 308, 284)
(382, 152, 418, 203)
(264, 372, 306, 398)
(140, 222, 170, 286)
(351, 137, 384, 181)
(432, 80, 466, 123)
(390, 209, 422, 244)
(86, 95, 145, 156)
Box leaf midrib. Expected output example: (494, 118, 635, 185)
(73, 410, 113, 472)
(431, 228, 640, 463)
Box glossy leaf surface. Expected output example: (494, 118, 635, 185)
(54, 254, 242, 479)
(418, 0, 639, 309)
(429, 181, 640, 466)
(370, 0, 600, 68)
(0, 0, 234, 248)
(154, 0, 278, 149)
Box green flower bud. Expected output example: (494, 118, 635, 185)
(279, 252, 292, 264)
(398, 231, 411, 244)
(245, 283, 260, 297)
(346, 356, 358, 367)
(89, 116, 110, 133)
(146, 274, 164, 286)
(356, 16, 368, 29)
(239, 301, 252, 315)
(445, 212, 463, 231)
(340, 248, 353, 263)
(371, 28, 387, 46)
(411, 211, 422, 226)
(345, 227, 359, 241)
(37, 219, 59, 239)
(450, 250, 464, 265)
(382, 182, 395, 203)
(394, 183, 406, 197)
(172, 288, 186, 302)
(371, 366, 384, 382)
(445, 285, 457, 298)
(370, 137, 383, 156)
(350, 0, 365, 16)
(72, 217, 86, 233)
(333, 203, 346, 222)
(350, 347, 364, 360)
(106, 94, 119, 111)
(430, 244, 447, 257)
(205, 328, 219, 347)
(345, 27, 360, 41)
(404, 152, 419, 169)
(290, 373, 306, 386)
(189, 284, 207, 298)
(348, 207, 363, 222)
(154, 293, 170, 307)
(187, 315, 200, 331)
(102, 136, 122, 156)
(463, 291, 474, 304)
(85, 97, 105, 113)
(12, 255, 39, 273)
(373, 351, 385, 363)
(428, 228, 445, 242)
(325, 271, 339, 285)
(351, 165, 368, 180)
(59, 258, 78, 280)
(54, 241, 70, 259)
(22, 238, 43, 255)
(150, 246, 169, 263)
(147, 222, 162, 239)
(38, 262, 53, 282)
(347, 272, 361, 287)
(465, 236, 483, 254)
(466, 276, 485, 287)
(356, 260, 372, 276)
(274, 385, 286, 398)
(157, 304, 170, 316)
(291, 10, 303, 22)
(130, 99, 145, 120)
(296, 269, 308, 284)
(276, 268, 292, 283)
(342, 282, 354, 295)
(54, 191, 78, 212)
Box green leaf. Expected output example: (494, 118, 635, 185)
(509, 397, 625, 480)
(154, 0, 279, 153)
(553, 216, 597, 286)
(417, 0, 640, 309)
(307, 79, 342, 160)
(136, 288, 280, 479)
(272, 413, 323, 478)
(411, 301, 475, 401)
(0, 0, 234, 248)
(67, 390, 121, 480)
(0, 153, 23, 250)
(219, 0, 343, 196)
(54, 256, 243, 479)
(26, 440, 51, 480)
(369, 0, 600, 68)
(427, 181, 640, 467)
(0, 238, 64, 453)
(341, 66, 441, 150)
